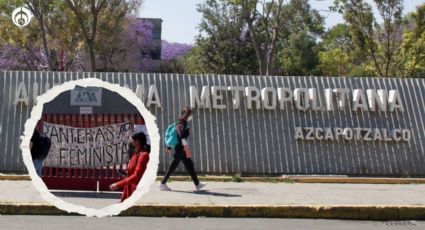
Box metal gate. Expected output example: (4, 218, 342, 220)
(38, 113, 145, 191)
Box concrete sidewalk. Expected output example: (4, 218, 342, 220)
(1, 180, 425, 219)
(3, 173, 425, 184)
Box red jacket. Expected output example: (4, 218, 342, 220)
(115, 151, 150, 202)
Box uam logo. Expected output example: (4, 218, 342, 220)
(12, 6, 33, 28)
(75, 91, 98, 103)
(70, 87, 102, 106)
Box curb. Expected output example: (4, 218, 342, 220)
(0, 175, 31, 181)
(1, 203, 425, 220)
(0, 203, 69, 216)
(2, 174, 425, 184)
(122, 205, 425, 220)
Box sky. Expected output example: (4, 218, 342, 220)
(138, 0, 425, 44)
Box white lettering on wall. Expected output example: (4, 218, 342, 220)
(295, 127, 411, 142)
(353, 89, 368, 112)
(228, 86, 244, 109)
(245, 87, 261, 110)
(14, 82, 406, 113)
(309, 88, 323, 111)
(261, 87, 277, 110)
(211, 86, 227, 110)
(324, 88, 334, 111)
(146, 85, 162, 108)
(277, 88, 292, 110)
(388, 90, 405, 112)
(14, 82, 29, 106)
(367, 89, 387, 112)
(190, 86, 211, 109)
(334, 88, 350, 111)
(294, 88, 310, 111)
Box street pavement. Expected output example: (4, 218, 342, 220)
(0, 216, 424, 230)
(1, 180, 425, 209)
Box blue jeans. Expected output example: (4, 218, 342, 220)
(33, 159, 43, 177)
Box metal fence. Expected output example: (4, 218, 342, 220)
(1, 71, 424, 176)
(39, 113, 144, 191)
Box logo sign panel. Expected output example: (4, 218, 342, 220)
(70, 86, 102, 106)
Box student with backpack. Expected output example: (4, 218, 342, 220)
(159, 107, 206, 191)
(30, 129, 51, 177)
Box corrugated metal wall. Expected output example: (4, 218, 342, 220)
(1, 71, 425, 176)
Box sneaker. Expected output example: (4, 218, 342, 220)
(159, 183, 171, 191)
(196, 182, 207, 191)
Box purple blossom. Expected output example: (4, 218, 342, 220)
(121, 17, 157, 72)
(139, 58, 159, 72)
(0, 45, 47, 71)
(131, 18, 155, 55)
(161, 41, 193, 61)
(239, 26, 249, 41)
(1, 17, 157, 72)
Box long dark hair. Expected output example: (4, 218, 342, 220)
(131, 132, 151, 153)
(178, 107, 193, 123)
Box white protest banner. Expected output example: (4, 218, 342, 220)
(42, 122, 132, 168)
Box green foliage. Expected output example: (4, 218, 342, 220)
(187, 0, 258, 75)
(278, 31, 320, 76)
(1, 0, 424, 77)
(399, 4, 425, 78)
(228, 0, 316, 75)
(277, 2, 324, 76)
(321, 23, 352, 51)
(191, 0, 326, 76)
(317, 23, 367, 77)
(318, 48, 349, 77)
(329, 0, 425, 78)
(333, 0, 404, 77)
(231, 173, 244, 183)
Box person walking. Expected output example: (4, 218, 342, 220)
(110, 131, 150, 202)
(159, 107, 206, 191)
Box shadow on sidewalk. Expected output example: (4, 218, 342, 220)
(171, 190, 242, 198)
(51, 191, 121, 199)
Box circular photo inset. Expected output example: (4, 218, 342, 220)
(21, 78, 159, 217)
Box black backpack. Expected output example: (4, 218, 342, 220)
(39, 135, 51, 160)
(32, 135, 51, 160)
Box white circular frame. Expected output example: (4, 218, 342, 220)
(20, 78, 160, 217)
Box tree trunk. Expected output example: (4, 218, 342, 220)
(65, 0, 104, 72)
(27, 1, 54, 71)
(258, 57, 267, 76)
(246, 22, 268, 76)
(87, 42, 96, 72)
(40, 24, 54, 70)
